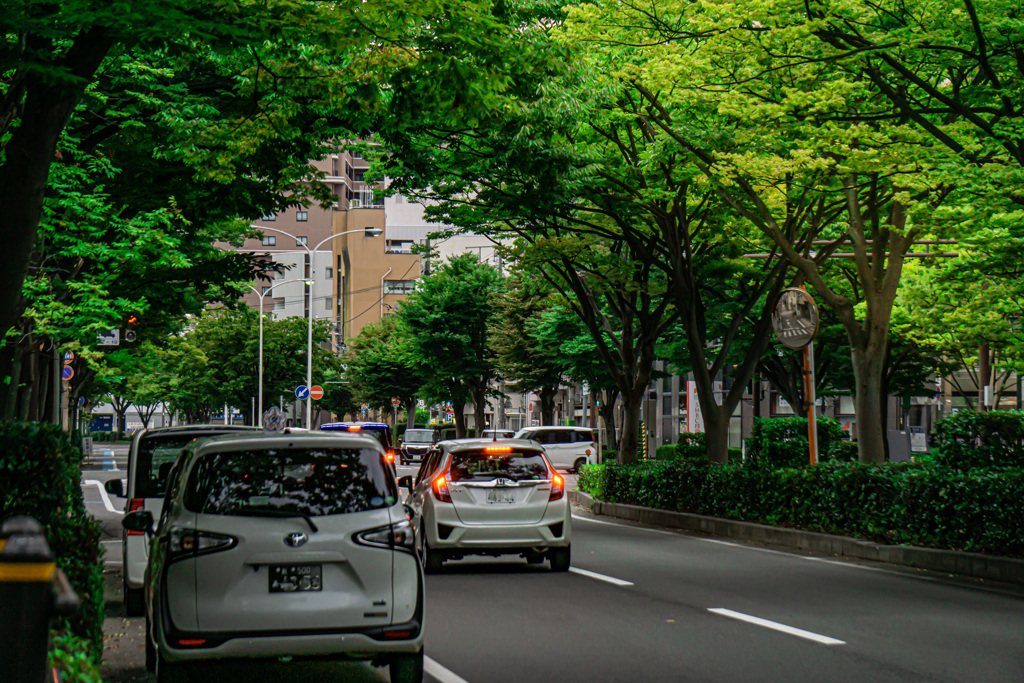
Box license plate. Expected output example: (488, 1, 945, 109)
(269, 564, 322, 593)
(486, 489, 516, 504)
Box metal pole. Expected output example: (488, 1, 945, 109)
(305, 245, 313, 429)
(258, 303, 264, 427)
(804, 341, 818, 465)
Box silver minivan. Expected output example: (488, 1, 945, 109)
(122, 432, 424, 683)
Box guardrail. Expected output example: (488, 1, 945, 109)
(0, 516, 80, 683)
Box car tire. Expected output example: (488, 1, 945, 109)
(389, 648, 424, 683)
(144, 616, 156, 672)
(549, 546, 571, 572)
(421, 534, 444, 575)
(156, 653, 193, 683)
(573, 458, 587, 474)
(125, 584, 145, 617)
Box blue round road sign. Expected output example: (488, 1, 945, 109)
(295, 385, 309, 400)
(62, 366, 74, 381)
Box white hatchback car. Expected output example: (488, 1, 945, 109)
(399, 439, 571, 574)
(122, 432, 424, 683)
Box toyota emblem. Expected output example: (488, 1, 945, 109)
(284, 532, 308, 548)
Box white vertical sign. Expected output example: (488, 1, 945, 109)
(686, 381, 704, 433)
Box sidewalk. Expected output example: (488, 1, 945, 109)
(569, 489, 1024, 588)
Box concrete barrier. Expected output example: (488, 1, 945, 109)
(569, 489, 1024, 585)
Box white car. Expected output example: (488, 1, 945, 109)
(399, 439, 571, 574)
(513, 426, 597, 473)
(104, 424, 259, 616)
(121, 431, 424, 683)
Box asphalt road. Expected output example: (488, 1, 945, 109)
(82, 463, 1024, 683)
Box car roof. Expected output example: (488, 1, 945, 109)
(137, 424, 261, 438)
(517, 425, 593, 431)
(321, 422, 390, 429)
(192, 431, 385, 456)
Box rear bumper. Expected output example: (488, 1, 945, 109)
(428, 501, 571, 551)
(159, 628, 423, 663)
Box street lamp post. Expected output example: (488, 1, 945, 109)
(251, 224, 383, 428)
(247, 278, 311, 427)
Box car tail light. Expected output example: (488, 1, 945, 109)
(432, 472, 452, 503)
(356, 519, 415, 552)
(385, 450, 395, 463)
(484, 446, 512, 453)
(177, 638, 207, 647)
(169, 527, 236, 561)
(549, 473, 564, 501)
(127, 499, 145, 535)
(383, 629, 413, 639)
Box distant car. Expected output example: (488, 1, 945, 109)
(122, 431, 424, 683)
(399, 438, 570, 574)
(480, 429, 515, 439)
(320, 422, 397, 464)
(104, 424, 260, 617)
(399, 428, 439, 466)
(513, 426, 597, 473)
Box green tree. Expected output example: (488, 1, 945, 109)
(345, 316, 425, 429)
(397, 254, 501, 438)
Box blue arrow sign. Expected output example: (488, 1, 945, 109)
(295, 385, 309, 400)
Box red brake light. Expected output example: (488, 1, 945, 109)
(549, 473, 564, 501)
(348, 426, 362, 431)
(386, 451, 395, 462)
(177, 638, 206, 647)
(432, 472, 452, 503)
(484, 446, 512, 453)
(127, 498, 145, 535)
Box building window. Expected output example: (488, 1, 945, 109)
(395, 194, 404, 204)
(296, 235, 308, 246)
(296, 211, 308, 222)
(324, 297, 332, 310)
(773, 393, 795, 415)
(386, 240, 414, 254)
(350, 151, 362, 159)
(838, 396, 855, 414)
(262, 235, 276, 246)
(261, 286, 270, 295)
(325, 267, 333, 279)
(383, 280, 417, 295)
(274, 299, 285, 311)
(260, 213, 276, 221)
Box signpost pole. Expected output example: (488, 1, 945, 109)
(804, 341, 818, 466)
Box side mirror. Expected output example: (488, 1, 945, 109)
(397, 475, 413, 492)
(104, 478, 124, 498)
(122, 510, 154, 536)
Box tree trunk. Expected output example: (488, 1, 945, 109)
(599, 387, 618, 451)
(3, 342, 24, 421)
(703, 407, 732, 465)
(452, 403, 467, 438)
(471, 383, 487, 437)
(978, 342, 991, 411)
(617, 390, 643, 465)
(405, 398, 417, 429)
(538, 386, 557, 425)
(851, 345, 887, 463)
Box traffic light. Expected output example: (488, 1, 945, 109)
(124, 314, 138, 343)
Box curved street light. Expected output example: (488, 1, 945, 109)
(247, 278, 311, 427)
(251, 223, 383, 428)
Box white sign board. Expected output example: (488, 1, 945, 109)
(686, 381, 704, 433)
(97, 329, 120, 346)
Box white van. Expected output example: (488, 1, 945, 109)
(512, 426, 597, 473)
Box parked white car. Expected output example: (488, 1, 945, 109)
(513, 426, 597, 473)
(104, 424, 259, 616)
(122, 431, 424, 683)
(399, 438, 571, 574)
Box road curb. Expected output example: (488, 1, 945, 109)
(568, 489, 1024, 585)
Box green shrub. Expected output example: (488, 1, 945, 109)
(677, 432, 706, 460)
(577, 464, 605, 499)
(933, 410, 1024, 469)
(49, 632, 102, 683)
(586, 458, 1024, 556)
(746, 416, 849, 468)
(0, 421, 104, 659)
(653, 444, 678, 460)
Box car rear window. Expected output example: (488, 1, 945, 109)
(322, 425, 392, 449)
(133, 431, 244, 498)
(448, 448, 549, 483)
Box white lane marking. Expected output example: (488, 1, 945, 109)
(708, 608, 845, 645)
(82, 480, 122, 515)
(569, 566, 634, 587)
(425, 656, 471, 683)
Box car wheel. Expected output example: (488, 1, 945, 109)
(156, 653, 193, 683)
(144, 615, 156, 672)
(124, 584, 145, 617)
(573, 458, 587, 474)
(421, 534, 444, 575)
(389, 648, 424, 683)
(549, 546, 571, 572)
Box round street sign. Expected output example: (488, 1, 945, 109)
(310, 385, 324, 400)
(62, 366, 74, 381)
(295, 385, 310, 400)
(391, 397, 401, 407)
(263, 406, 285, 432)
(771, 288, 819, 350)
(63, 351, 75, 365)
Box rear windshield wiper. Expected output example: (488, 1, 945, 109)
(230, 506, 319, 532)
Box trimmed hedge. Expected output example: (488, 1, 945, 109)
(577, 460, 1024, 557)
(746, 416, 852, 468)
(0, 421, 104, 660)
(933, 410, 1024, 469)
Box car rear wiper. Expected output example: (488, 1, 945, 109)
(232, 506, 319, 532)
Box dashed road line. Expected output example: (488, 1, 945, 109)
(426, 656, 470, 683)
(569, 566, 634, 587)
(708, 608, 845, 645)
